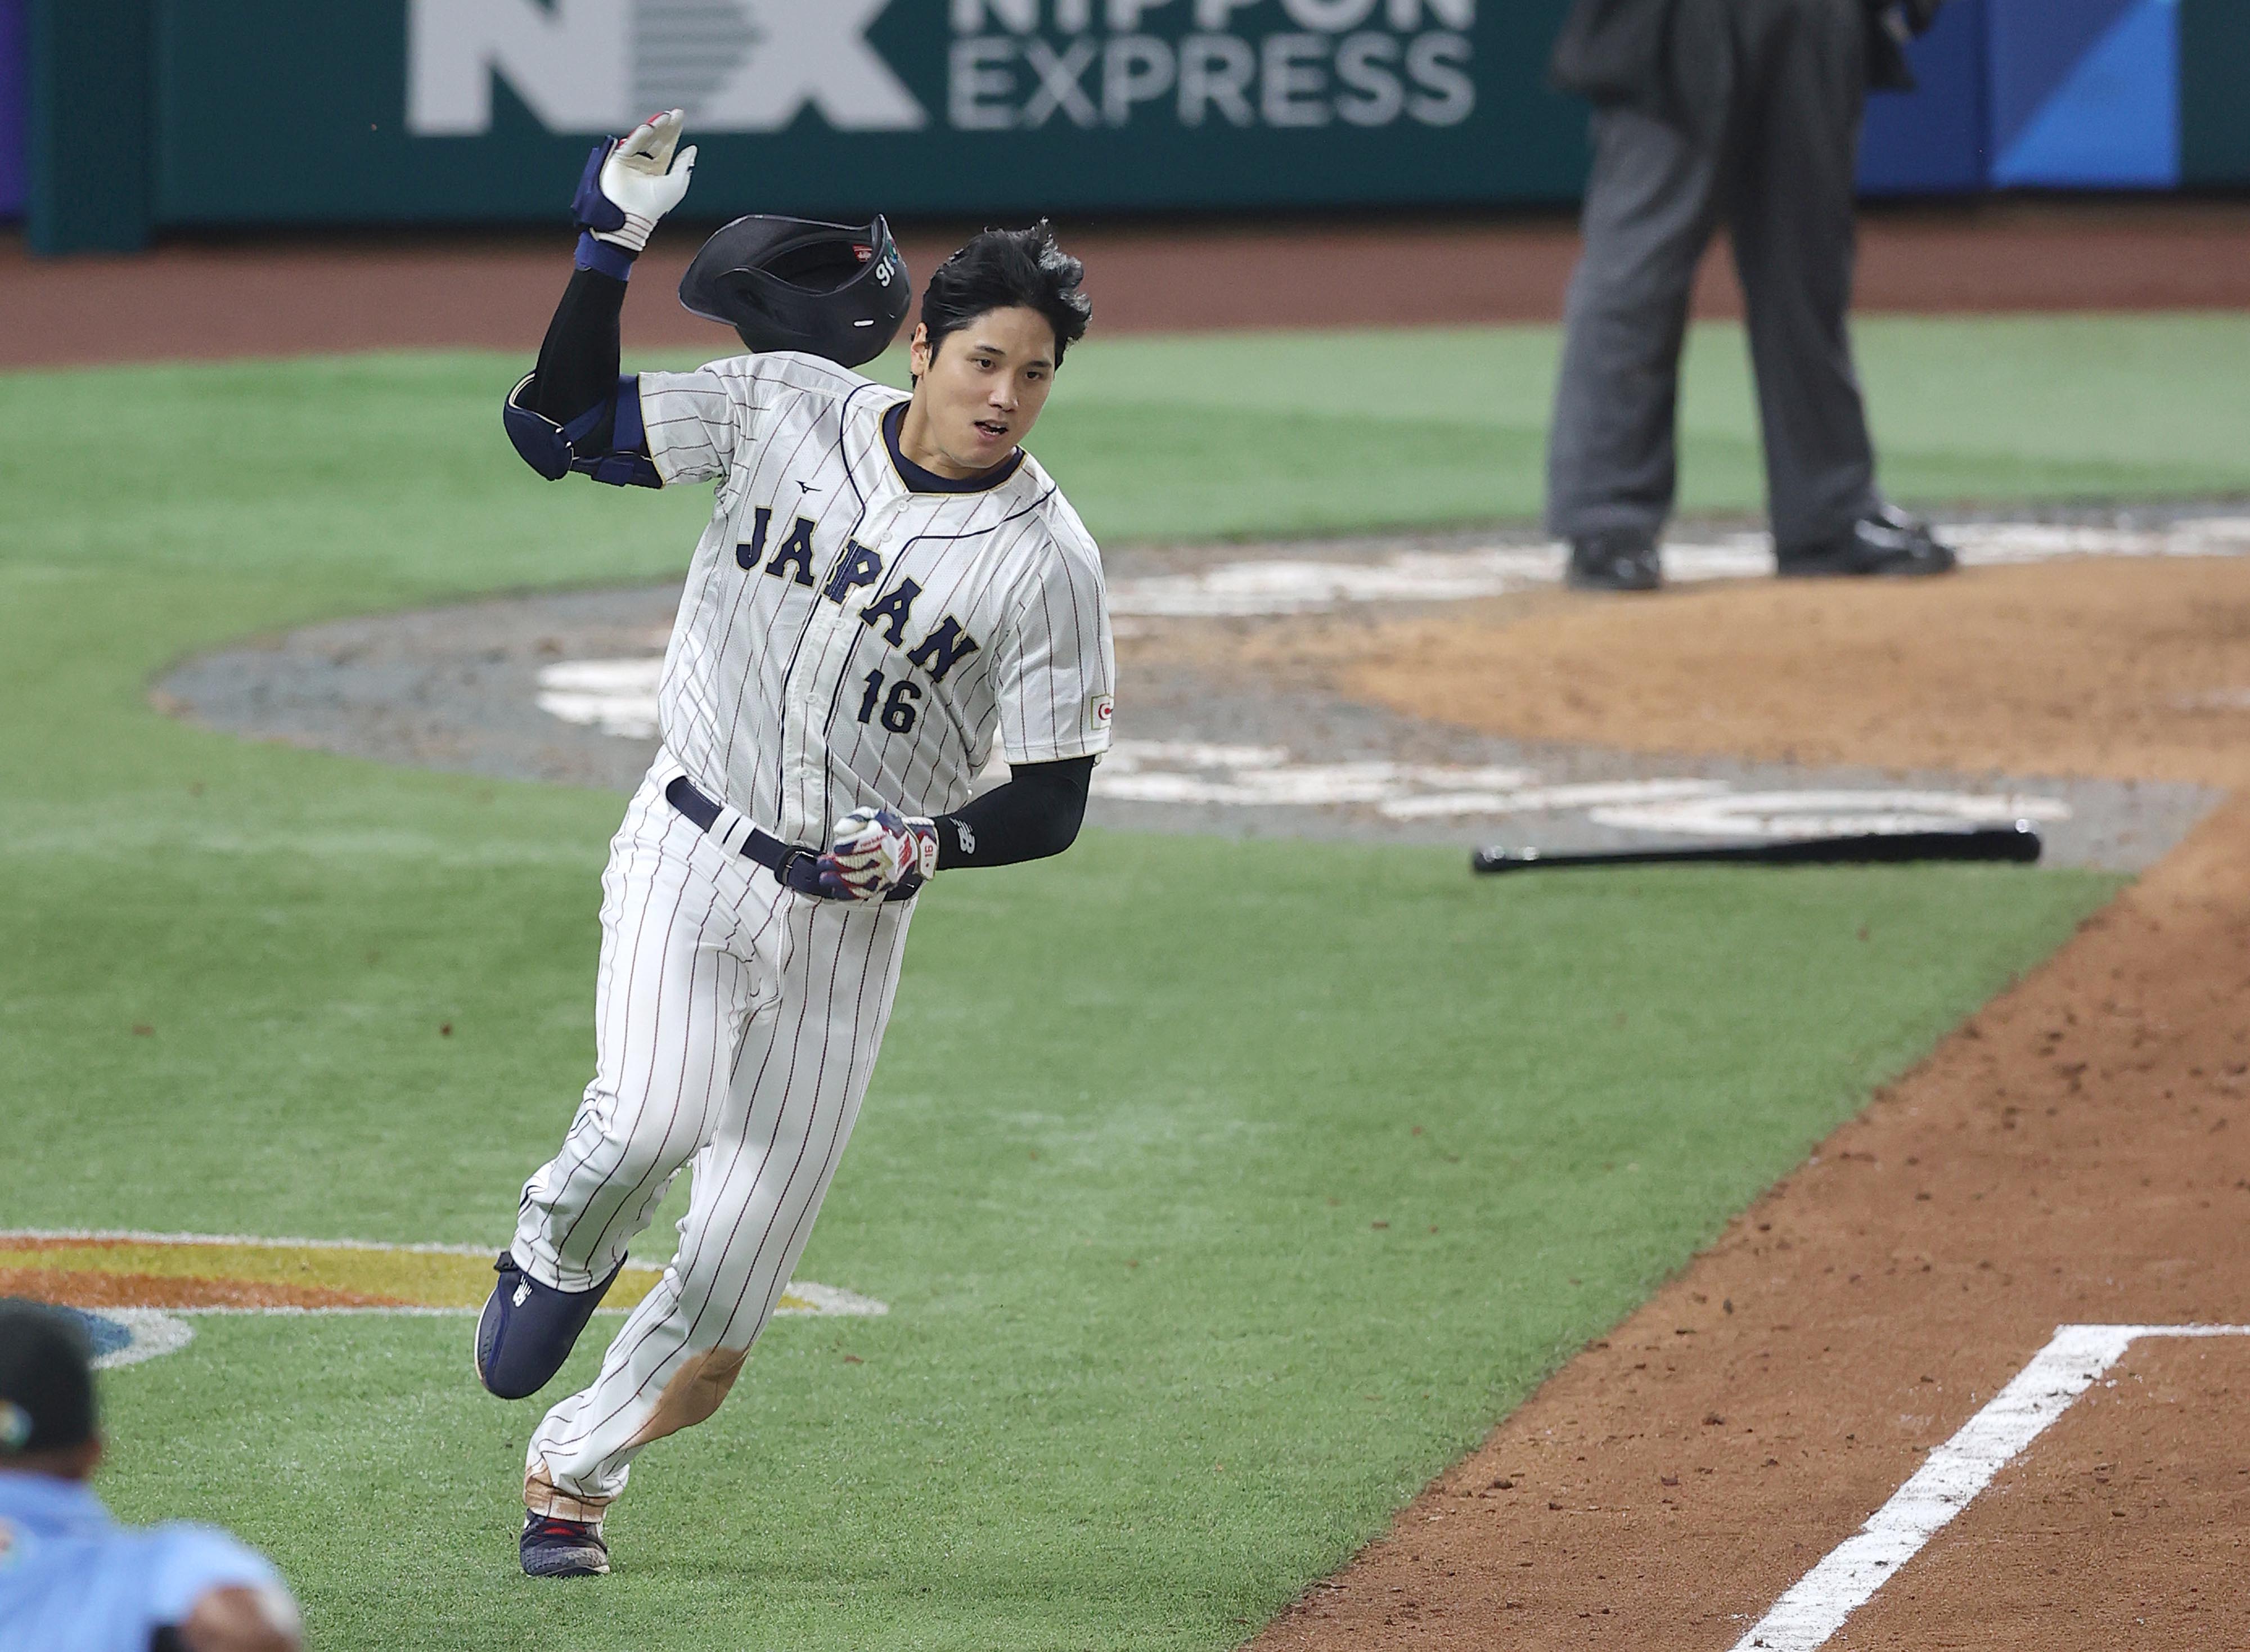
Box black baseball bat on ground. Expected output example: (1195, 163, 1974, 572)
(1471, 822, 2042, 875)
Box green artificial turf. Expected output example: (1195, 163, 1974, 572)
(0, 319, 2165, 1648)
(8, 312, 2243, 591)
(75, 847, 2106, 1651)
(952, 312, 2250, 538)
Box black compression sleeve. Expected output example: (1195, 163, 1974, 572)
(933, 755, 1095, 869)
(525, 267, 628, 429)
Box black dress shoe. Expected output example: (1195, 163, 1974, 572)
(1565, 530, 1662, 592)
(1776, 506, 1957, 578)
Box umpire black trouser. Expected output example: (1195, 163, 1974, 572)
(1546, 0, 1879, 552)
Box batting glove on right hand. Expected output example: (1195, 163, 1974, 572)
(816, 807, 938, 901)
(574, 109, 696, 255)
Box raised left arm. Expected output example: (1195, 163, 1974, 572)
(503, 111, 696, 488)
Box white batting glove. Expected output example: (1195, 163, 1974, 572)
(815, 807, 939, 901)
(590, 110, 697, 254)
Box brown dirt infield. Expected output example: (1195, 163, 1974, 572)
(1228, 554, 2250, 1647)
(1840, 1333, 2250, 1645)
(7, 197, 2250, 370)
(18, 201, 2250, 1645)
(1254, 784, 2250, 1649)
(1327, 554, 2250, 789)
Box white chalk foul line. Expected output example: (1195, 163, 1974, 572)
(1105, 517, 2250, 617)
(526, 690, 2082, 834)
(5, 1226, 500, 1257)
(1732, 1323, 2250, 1651)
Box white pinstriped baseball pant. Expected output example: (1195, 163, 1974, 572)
(513, 758, 913, 1520)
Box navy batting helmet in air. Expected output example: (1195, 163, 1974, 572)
(678, 214, 911, 368)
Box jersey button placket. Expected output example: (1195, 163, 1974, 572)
(784, 490, 902, 843)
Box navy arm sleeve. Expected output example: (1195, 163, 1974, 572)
(504, 260, 659, 487)
(932, 756, 1094, 870)
(525, 267, 633, 438)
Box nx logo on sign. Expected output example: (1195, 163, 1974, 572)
(408, 0, 926, 134)
(408, 0, 1474, 138)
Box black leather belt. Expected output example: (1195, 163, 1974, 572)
(664, 776, 919, 902)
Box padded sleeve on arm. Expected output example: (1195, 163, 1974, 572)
(933, 756, 1094, 869)
(525, 267, 631, 433)
(504, 263, 662, 487)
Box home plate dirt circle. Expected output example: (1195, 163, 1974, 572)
(155, 512, 2237, 874)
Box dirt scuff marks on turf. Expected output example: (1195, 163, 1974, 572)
(1254, 808, 2250, 1637)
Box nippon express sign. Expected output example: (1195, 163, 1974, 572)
(150, 2, 1581, 223)
(950, 2, 1475, 131)
(407, 0, 1478, 137)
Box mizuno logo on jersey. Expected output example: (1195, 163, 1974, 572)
(736, 506, 984, 685)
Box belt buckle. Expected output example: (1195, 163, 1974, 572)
(773, 847, 818, 895)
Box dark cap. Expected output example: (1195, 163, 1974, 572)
(0, 1299, 97, 1457)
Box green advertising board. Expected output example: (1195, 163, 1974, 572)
(2182, 0, 2250, 186)
(33, 0, 1590, 250)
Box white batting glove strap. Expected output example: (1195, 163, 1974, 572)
(592, 109, 697, 254)
(905, 816, 940, 881)
(596, 210, 662, 255)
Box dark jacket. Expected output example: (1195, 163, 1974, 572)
(1547, 0, 1680, 109)
(1547, 0, 1931, 112)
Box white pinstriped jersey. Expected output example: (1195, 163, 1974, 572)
(637, 352, 1115, 846)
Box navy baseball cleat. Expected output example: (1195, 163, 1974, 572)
(474, 1251, 626, 1399)
(521, 1513, 609, 1578)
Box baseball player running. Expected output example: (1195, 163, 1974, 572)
(476, 112, 1114, 1578)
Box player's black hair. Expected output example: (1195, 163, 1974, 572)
(919, 222, 1091, 370)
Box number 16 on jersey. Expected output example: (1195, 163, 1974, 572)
(856, 669, 922, 733)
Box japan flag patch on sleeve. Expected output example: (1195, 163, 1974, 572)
(1089, 694, 1114, 731)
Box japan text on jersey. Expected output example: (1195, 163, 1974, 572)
(639, 353, 1115, 845)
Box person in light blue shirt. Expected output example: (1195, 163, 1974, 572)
(0, 1300, 300, 1652)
